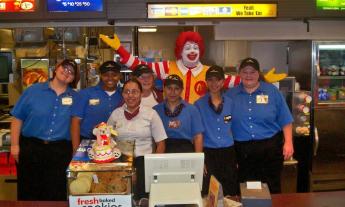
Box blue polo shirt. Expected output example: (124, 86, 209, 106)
(153, 100, 204, 141)
(226, 81, 293, 141)
(71, 84, 123, 139)
(11, 81, 77, 141)
(194, 93, 234, 148)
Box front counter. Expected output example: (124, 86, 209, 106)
(66, 139, 134, 206)
(1, 191, 345, 207)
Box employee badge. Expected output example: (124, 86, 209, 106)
(89, 99, 100, 105)
(168, 119, 181, 129)
(256, 94, 269, 104)
(224, 115, 232, 123)
(62, 97, 73, 105)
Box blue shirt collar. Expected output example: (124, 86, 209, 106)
(163, 98, 187, 106)
(238, 81, 267, 95)
(95, 82, 121, 93)
(43, 80, 74, 96)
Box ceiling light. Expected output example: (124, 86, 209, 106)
(138, 27, 157, 32)
(319, 45, 345, 50)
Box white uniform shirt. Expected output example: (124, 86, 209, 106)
(141, 92, 159, 108)
(107, 104, 167, 157)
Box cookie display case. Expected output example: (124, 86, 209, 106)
(66, 139, 134, 207)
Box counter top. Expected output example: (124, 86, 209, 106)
(0, 191, 344, 207)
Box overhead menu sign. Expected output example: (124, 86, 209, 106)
(0, 0, 36, 12)
(316, 0, 345, 10)
(147, 3, 277, 19)
(47, 0, 103, 12)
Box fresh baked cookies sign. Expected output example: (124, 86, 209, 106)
(69, 194, 131, 207)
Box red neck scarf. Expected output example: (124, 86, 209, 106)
(124, 107, 140, 120)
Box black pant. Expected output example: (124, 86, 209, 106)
(235, 133, 284, 194)
(165, 138, 194, 153)
(134, 156, 148, 200)
(17, 136, 72, 201)
(202, 146, 238, 196)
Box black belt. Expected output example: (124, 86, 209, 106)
(23, 137, 68, 145)
(235, 132, 282, 145)
(166, 138, 192, 145)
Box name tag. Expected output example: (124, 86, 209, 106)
(224, 115, 232, 123)
(168, 119, 181, 129)
(62, 97, 73, 105)
(256, 95, 268, 104)
(89, 99, 100, 105)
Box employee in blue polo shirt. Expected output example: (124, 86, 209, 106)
(153, 75, 204, 153)
(10, 59, 79, 201)
(71, 61, 123, 151)
(226, 57, 293, 194)
(195, 65, 238, 196)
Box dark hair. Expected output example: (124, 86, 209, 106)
(122, 78, 143, 94)
(54, 59, 80, 88)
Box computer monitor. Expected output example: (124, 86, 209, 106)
(0, 52, 12, 83)
(144, 153, 204, 193)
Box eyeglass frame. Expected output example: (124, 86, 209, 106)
(122, 89, 141, 96)
(62, 66, 75, 76)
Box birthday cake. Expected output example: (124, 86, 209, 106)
(88, 122, 121, 163)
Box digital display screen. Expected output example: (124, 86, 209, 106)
(47, 0, 103, 12)
(0, 0, 36, 12)
(316, 0, 345, 10)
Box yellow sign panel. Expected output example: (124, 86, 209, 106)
(147, 4, 277, 19)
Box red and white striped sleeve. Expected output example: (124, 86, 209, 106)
(116, 46, 169, 80)
(224, 74, 241, 89)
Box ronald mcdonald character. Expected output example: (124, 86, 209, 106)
(100, 32, 286, 103)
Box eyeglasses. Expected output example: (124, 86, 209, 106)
(123, 89, 141, 96)
(63, 67, 75, 76)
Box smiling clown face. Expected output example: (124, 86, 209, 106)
(181, 41, 200, 67)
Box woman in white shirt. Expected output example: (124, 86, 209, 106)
(107, 78, 167, 200)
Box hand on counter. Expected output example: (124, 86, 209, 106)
(10, 145, 19, 162)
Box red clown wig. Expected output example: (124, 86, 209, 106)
(174, 31, 205, 60)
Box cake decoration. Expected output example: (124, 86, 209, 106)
(88, 122, 121, 163)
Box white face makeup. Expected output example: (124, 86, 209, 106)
(181, 41, 200, 67)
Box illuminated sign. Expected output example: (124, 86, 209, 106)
(316, 0, 345, 10)
(147, 3, 277, 19)
(0, 0, 36, 12)
(47, 0, 103, 12)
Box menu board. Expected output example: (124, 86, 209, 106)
(0, 0, 36, 12)
(47, 0, 103, 12)
(147, 3, 277, 19)
(317, 0, 345, 10)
